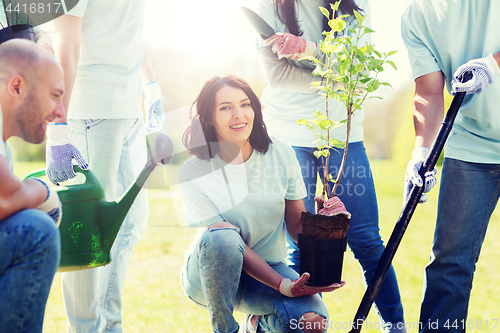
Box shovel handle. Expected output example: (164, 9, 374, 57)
(348, 71, 472, 333)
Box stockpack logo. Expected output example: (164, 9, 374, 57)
(1, 0, 79, 42)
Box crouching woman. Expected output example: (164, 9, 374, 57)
(177, 75, 345, 333)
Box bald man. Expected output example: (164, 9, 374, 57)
(0, 39, 64, 333)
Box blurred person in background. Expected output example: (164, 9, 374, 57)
(48, 0, 165, 331)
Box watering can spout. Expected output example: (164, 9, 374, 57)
(97, 132, 174, 253)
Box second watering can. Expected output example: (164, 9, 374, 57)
(24, 133, 174, 272)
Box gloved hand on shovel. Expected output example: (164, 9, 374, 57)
(278, 272, 345, 297)
(452, 53, 500, 95)
(404, 147, 437, 204)
(33, 179, 62, 227)
(264, 33, 317, 60)
(46, 123, 88, 185)
(143, 81, 165, 135)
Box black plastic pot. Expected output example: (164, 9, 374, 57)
(298, 234, 347, 286)
(0, 24, 36, 45)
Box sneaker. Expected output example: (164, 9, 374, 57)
(240, 314, 257, 333)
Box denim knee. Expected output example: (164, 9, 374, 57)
(199, 227, 245, 262)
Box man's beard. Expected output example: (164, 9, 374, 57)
(16, 91, 45, 144)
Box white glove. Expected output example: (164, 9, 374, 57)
(452, 53, 500, 95)
(143, 82, 165, 135)
(404, 147, 437, 204)
(34, 179, 62, 227)
(45, 123, 88, 185)
(278, 272, 345, 297)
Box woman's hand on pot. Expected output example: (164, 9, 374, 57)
(278, 272, 345, 297)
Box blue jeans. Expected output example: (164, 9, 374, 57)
(62, 119, 149, 332)
(290, 143, 405, 332)
(181, 227, 329, 333)
(0, 209, 60, 333)
(420, 158, 500, 332)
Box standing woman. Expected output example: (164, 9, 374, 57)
(251, 0, 406, 332)
(178, 75, 344, 333)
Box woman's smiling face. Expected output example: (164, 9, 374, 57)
(211, 85, 255, 150)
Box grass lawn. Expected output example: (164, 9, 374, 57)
(14, 160, 500, 332)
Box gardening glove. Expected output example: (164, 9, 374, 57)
(33, 179, 62, 227)
(143, 81, 165, 135)
(452, 53, 500, 95)
(264, 33, 317, 61)
(46, 123, 88, 185)
(404, 147, 437, 204)
(317, 196, 351, 218)
(35, 30, 55, 54)
(278, 272, 345, 297)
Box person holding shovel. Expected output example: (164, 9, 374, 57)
(248, 0, 406, 331)
(401, 1, 500, 332)
(47, 1, 164, 331)
(178, 75, 346, 333)
(0, 39, 63, 333)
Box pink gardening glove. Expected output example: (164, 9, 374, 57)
(317, 196, 351, 218)
(278, 272, 345, 297)
(264, 33, 316, 60)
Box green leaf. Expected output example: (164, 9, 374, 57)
(332, 17, 347, 32)
(364, 27, 375, 34)
(296, 119, 309, 126)
(313, 110, 324, 118)
(301, 56, 319, 63)
(330, 138, 346, 149)
(319, 6, 330, 19)
(387, 60, 398, 70)
(332, 1, 341, 12)
(318, 119, 332, 130)
(387, 50, 398, 56)
(313, 150, 323, 159)
(353, 10, 364, 24)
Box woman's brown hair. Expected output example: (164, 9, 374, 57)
(276, 0, 362, 36)
(183, 75, 272, 160)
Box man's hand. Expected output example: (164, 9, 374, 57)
(264, 33, 316, 60)
(452, 53, 500, 95)
(404, 147, 437, 204)
(46, 123, 88, 185)
(143, 81, 165, 135)
(278, 272, 345, 297)
(34, 179, 62, 227)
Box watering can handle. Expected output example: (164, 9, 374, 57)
(22, 165, 99, 187)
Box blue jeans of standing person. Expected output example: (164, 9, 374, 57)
(181, 227, 329, 333)
(420, 158, 500, 333)
(0, 209, 61, 333)
(289, 142, 405, 333)
(62, 119, 149, 333)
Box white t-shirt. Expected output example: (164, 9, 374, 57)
(0, 104, 13, 172)
(66, 0, 144, 119)
(177, 138, 307, 264)
(402, 0, 500, 163)
(250, 0, 370, 147)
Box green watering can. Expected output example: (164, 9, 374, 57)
(23, 133, 174, 272)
